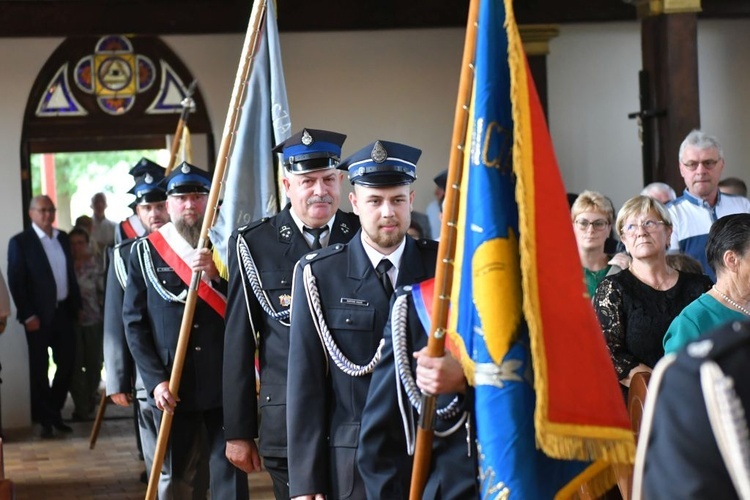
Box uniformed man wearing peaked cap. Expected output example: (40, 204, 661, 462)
(103, 156, 177, 492)
(223, 128, 359, 499)
(124, 161, 248, 499)
(634, 320, 750, 499)
(115, 158, 168, 244)
(286, 140, 438, 499)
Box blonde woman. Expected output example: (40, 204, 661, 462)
(571, 190, 616, 297)
(593, 195, 712, 399)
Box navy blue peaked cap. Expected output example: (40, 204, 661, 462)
(160, 162, 211, 195)
(434, 169, 448, 191)
(272, 128, 347, 174)
(127, 158, 167, 208)
(337, 140, 421, 187)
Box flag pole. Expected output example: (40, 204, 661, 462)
(408, 0, 479, 497)
(164, 80, 197, 176)
(144, 0, 268, 498)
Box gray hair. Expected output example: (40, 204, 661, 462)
(678, 129, 724, 161)
(640, 182, 676, 202)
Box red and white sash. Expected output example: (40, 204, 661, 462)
(120, 214, 145, 240)
(147, 223, 227, 318)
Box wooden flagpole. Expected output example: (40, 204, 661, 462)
(408, 0, 479, 497)
(164, 80, 197, 176)
(144, 0, 268, 498)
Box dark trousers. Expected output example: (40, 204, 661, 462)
(263, 455, 290, 500)
(154, 406, 247, 499)
(25, 308, 75, 426)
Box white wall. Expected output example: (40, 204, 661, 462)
(1, 19, 749, 428)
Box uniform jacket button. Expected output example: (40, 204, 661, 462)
(194, 346, 202, 351)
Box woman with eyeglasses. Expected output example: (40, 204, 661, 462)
(663, 213, 750, 354)
(571, 190, 618, 298)
(593, 195, 712, 399)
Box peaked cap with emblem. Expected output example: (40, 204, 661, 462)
(337, 140, 421, 187)
(127, 157, 167, 209)
(272, 128, 347, 174)
(160, 161, 212, 195)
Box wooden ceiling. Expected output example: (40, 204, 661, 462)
(0, 0, 748, 37)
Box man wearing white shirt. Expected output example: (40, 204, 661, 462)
(8, 195, 81, 438)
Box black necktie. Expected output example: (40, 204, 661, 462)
(304, 226, 326, 250)
(375, 259, 394, 296)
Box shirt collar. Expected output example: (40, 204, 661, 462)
(683, 187, 720, 208)
(289, 209, 334, 236)
(360, 232, 407, 270)
(31, 222, 59, 240)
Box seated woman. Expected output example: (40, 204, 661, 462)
(663, 213, 750, 354)
(571, 190, 617, 297)
(593, 195, 712, 399)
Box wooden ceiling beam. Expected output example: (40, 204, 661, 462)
(0, 0, 745, 38)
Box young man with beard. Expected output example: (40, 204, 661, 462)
(123, 162, 248, 499)
(286, 140, 438, 500)
(223, 128, 359, 499)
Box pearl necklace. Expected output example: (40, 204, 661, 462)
(713, 286, 750, 316)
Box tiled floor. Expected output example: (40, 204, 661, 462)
(2, 399, 275, 499)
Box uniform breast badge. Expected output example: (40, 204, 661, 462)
(279, 294, 292, 308)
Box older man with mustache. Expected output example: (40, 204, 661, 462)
(223, 128, 359, 499)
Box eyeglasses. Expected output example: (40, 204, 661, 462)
(622, 219, 666, 235)
(574, 219, 610, 231)
(681, 159, 721, 171)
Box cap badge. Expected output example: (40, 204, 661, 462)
(301, 130, 314, 146)
(371, 141, 388, 163)
(181, 164, 191, 174)
(144, 173, 154, 184)
(279, 294, 292, 308)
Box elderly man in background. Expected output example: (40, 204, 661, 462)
(8, 195, 82, 438)
(90, 192, 116, 254)
(668, 129, 750, 280)
(641, 182, 676, 205)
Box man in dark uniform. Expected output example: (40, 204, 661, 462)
(286, 140, 438, 500)
(123, 162, 248, 499)
(635, 320, 750, 499)
(223, 128, 358, 499)
(358, 278, 477, 499)
(114, 158, 168, 244)
(103, 158, 173, 490)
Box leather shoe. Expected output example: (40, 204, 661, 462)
(40, 425, 54, 439)
(53, 422, 73, 433)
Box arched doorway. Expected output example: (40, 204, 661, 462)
(20, 34, 215, 227)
